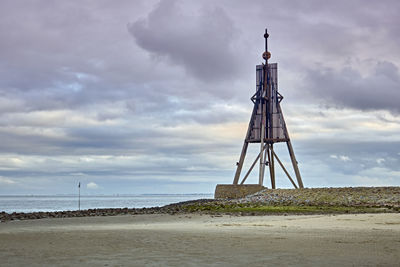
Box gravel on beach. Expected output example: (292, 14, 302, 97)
(235, 187, 400, 207)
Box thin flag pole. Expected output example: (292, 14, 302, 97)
(78, 182, 81, 211)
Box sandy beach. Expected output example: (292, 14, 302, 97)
(0, 213, 399, 266)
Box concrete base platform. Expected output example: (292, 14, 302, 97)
(214, 184, 266, 199)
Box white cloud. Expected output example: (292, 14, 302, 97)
(376, 158, 385, 164)
(330, 154, 351, 162)
(339, 155, 351, 162)
(86, 182, 99, 189)
(0, 176, 16, 184)
(353, 167, 400, 186)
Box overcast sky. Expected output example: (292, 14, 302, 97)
(0, 0, 399, 194)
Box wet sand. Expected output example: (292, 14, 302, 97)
(0, 213, 399, 266)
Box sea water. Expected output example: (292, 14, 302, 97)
(0, 194, 213, 213)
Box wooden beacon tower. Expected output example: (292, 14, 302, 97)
(215, 29, 304, 198)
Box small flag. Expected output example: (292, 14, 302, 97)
(78, 182, 81, 188)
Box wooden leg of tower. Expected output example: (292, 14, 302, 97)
(278, 102, 304, 189)
(266, 145, 274, 189)
(259, 141, 265, 186)
(271, 149, 298, 189)
(233, 141, 249, 185)
(259, 102, 266, 186)
(286, 140, 304, 188)
(259, 138, 265, 185)
(234, 101, 258, 185)
(240, 144, 267, 185)
(262, 145, 269, 186)
(270, 144, 276, 189)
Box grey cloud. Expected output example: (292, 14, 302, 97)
(0, 0, 242, 121)
(128, 0, 239, 81)
(0, 0, 158, 110)
(303, 61, 400, 113)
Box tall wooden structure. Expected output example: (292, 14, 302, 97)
(233, 29, 304, 189)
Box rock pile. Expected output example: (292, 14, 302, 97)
(236, 187, 400, 208)
(0, 200, 215, 222)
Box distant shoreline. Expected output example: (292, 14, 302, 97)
(0, 193, 213, 214)
(1, 187, 399, 222)
(0, 193, 213, 197)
